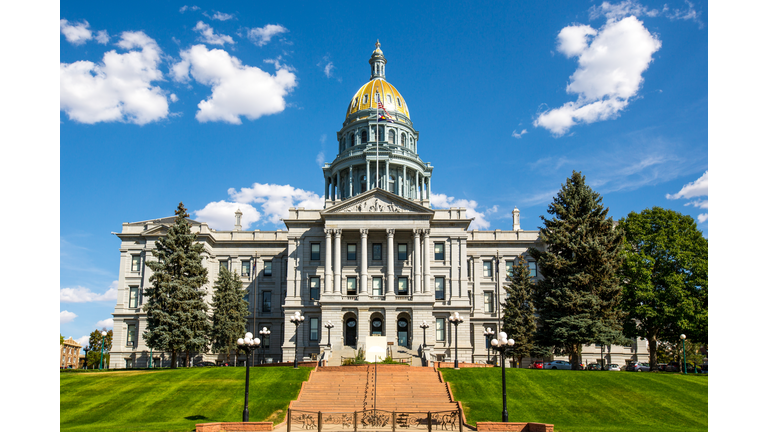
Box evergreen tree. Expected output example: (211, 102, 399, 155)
(618, 207, 708, 370)
(529, 171, 626, 369)
(143, 202, 211, 368)
(211, 267, 250, 365)
(502, 256, 539, 368)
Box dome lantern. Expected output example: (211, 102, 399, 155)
(369, 40, 387, 80)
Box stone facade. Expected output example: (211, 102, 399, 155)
(108, 42, 647, 369)
(60, 337, 81, 369)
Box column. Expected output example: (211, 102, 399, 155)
(427, 177, 431, 199)
(416, 172, 421, 200)
(366, 160, 371, 192)
(360, 229, 368, 294)
(423, 229, 431, 293)
(349, 166, 353, 197)
(324, 229, 332, 294)
(325, 177, 329, 200)
(386, 229, 395, 294)
(333, 229, 342, 293)
(336, 172, 340, 200)
(385, 160, 390, 192)
(402, 165, 407, 198)
(413, 229, 421, 296)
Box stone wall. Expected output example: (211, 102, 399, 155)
(196, 422, 273, 432)
(476, 422, 554, 432)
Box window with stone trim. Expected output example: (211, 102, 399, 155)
(347, 277, 357, 295)
(311, 243, 321, 261)
(373, 243, 382, 260)
(262, 291, 272, 312)
(264, 261, 272, 277)
(435, 243, 445, 261)
(398, 244, 408, 260)
(129, 286, 138, 308)
(397, 277, 408, 295)
(528, 261, 537, 278)
(435, 277, 445, 300)
(127, 324, 136, 347)
(310, 277, 320, 300)
(372, 277, 383, 296)
(483, 261, 492, 277)
(347, 244, 357, 261)
(241, 261, 251, 277)
(310, 318, 319, 341)
(131, 255, 141, 272)
(484, 292, 494, 313)
(436, 318, 445, 341)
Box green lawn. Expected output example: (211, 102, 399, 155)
(440, 368, 707, 432)
(60, 366, 312, 432)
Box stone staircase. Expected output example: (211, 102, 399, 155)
(290, 365, 458, 413)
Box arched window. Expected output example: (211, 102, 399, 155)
(378, 126, 384, 142)
(389, 175, 395, 193)
(388, 130, 395, 144)
(410, 136, 415, 151)
(387, 94, 393, 104)
(400, 133, 406, 146)
(349, 132, 354, 146)
(362, 130, 368, 143)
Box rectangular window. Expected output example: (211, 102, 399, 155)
(129, 287, 138, 308)
(264, 261, 272, 277)
(262, 291, 272, 312)
(528, 261, 537, 278)
(435, 277, 445, 300)
(373, 243, 382, 260)
(127, 324, 136, 346)
(398, 244, 408, 260)
(483, 261, 492, 277)
(347, 277, 357, 295)
(241, 261, 251, 277)
(347, 244, 357, 261)
(263, 329, 270, 348)
(484, 292, 494, 313)
(506, 262, 514, 276)
(220, 261, 228, 272)
(397, 277, 408, 295)
(372, 277, 383, 296)
(131, 255, 141, 272)
(311, 243, 321, 261)
(310, 277, 320, 300)
(310, 317, 319, 341)
(125, 359, 133, 368)
(435, 243, 445, 260)
(436, 318, 445, 341)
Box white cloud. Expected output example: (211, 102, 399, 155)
(75, 335, 90, 347)
(60, 19, 92, 45)
(60, 31, 169, 125)
(193, 201, 261, 230)
(666, 171, 708, 199)
(193, 21, 234, 45)
(172, 45, 297, 124)
(196, 183, 325, 227)
(431, 193, 493, 230)
(534, 16, 661, 136)
(96, 318, 114, 329)
(180, 5, 200, 13)
(666, 171, 708, 224)
(512, 129, 528, 139)
(170, 94, 179, 102)
(95, 30, 109, 44)
(316, 134, 326, 167)
(60, 281, 118, 302)
(211, 11, 234, 21)
(247, 24, 288, 47)
(61, 310, 77, 324)
(589, 1, 661, 21)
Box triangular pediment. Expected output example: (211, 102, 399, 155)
(322, 188, 433, 215)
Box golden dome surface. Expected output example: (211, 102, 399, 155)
(346, 78, 410, 120)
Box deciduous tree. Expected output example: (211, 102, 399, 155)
(143, 203, 211, 368)
(87, 328, 113, 368)
(211, 267, 249, 365)
(618, 207, 708, 370)
(529, 171, 626, 369)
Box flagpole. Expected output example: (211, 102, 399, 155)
(376, 82, 380, 189)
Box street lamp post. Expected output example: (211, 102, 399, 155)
(680, 334, 687, 374)
(237, 332, 261, 422)
(448, 312, 464, 370)
(419, 320, 429, 350)
(99, 331, 107, 370)
(290, 311, 305, 369)
(259, 327, 271, 365)
(324, 321, 334, 348)
(83, 345, 90, 369)
(484, 328, 495, 365)
(491, 332, 515, 422)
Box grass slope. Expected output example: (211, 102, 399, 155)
(440, 368, 707, 432)
(60, 367, 312, 432)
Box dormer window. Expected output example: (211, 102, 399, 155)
(387, 94, 393, 104)
(363, 94, 369, 105)
(397, 97, 401, 107)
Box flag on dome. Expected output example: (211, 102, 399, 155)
(376, 100, 394, 122)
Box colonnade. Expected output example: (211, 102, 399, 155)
(324, 161, 431, 201)
(322, 228, 433, 296)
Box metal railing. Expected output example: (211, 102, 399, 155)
(288, 409, 461, 432)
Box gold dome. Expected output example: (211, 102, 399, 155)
(346, 78, 410, 120)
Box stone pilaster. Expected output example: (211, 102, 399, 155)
(386, 228, 395, 294)
(423, 229, 431, 293)
(333, 229, 342, 293)
(360, 229, 368, 294)
(324, 229, 332, 294)
(413, 229, 421, 295)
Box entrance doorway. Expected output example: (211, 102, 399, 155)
(397, 318, 409, 348)
(371, 317, 383, 336)
(345, 317, 357, 346)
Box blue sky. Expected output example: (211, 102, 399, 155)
(56, 1, 709, 349)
